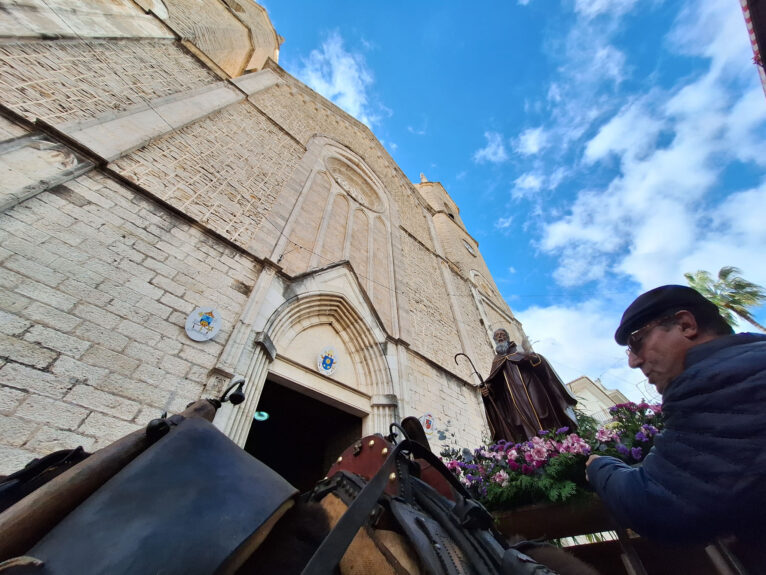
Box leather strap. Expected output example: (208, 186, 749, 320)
(301, 440, 411, 575)
(301, 440, 497, 575)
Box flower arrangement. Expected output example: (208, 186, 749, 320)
(441, 402, 663, 511)
(594, 402, 663, 463)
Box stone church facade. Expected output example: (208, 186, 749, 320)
(0, 0, 529, 479)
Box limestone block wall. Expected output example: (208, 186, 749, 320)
(0, 170, 260, 475)
(0, 39, 216, 127)
(447, 269, 497, 376)
(112, 100, 303, 254)
(145, 0, 252, 77)
(406, 353, 487, 453)
(399, 233, 462, 370)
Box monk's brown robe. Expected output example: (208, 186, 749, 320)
(482, 350, 577, 443)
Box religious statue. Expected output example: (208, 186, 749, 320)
(480, 328, 578, 443)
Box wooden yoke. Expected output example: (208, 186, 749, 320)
(0, 399, 218, 562)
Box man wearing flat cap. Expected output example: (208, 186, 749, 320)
(585, 285, 766, 546)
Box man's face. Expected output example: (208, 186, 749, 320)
(626, 315, 690, 394)
(494, 330, 508, 344)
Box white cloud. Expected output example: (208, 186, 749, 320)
(722, 87, 766, 167)
(547, 167, 568, 190)
(574, 0, 639, 20)
(584, 100, 662, 165)
(516, 299, 651, 402)
(511, 172, 544, 199)
(540, 0, 765, 291)
(296, 31, 379, 127)
(407, 126, 426, 135)
(591, 45, 627, 85)
(473, 131, 509, 164)
(679, 183, 766, 291)
(515, 127, 548, 156)
(527, 12, 632, 154)
(495, 216, 514, 230)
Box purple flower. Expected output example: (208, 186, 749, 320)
(616, 444, 629, 456)
(635, 431, 648, 442)
(642, 424, 658, 436)
(631, 447, 643, 461)
(556, 427, 570, 434)
(538, 430, 549, 436)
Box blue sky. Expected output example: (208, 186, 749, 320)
(264, 0, 766, 402)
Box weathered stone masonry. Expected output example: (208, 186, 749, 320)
(0, 0, 527, 475)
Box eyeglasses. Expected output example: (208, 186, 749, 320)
(625, 315, 675, 356)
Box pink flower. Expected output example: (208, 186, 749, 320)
(493, 470, 510, 487)
(530, 445, 548, 462)
(506, 448, 519, 462)
(596, 428, 619, 442)
(560, 434, 591, 455)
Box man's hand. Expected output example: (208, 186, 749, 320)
(479, 384, 490, 397)
(585, 454, 601, 482)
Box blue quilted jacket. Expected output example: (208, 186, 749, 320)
(587, 333, 766, 542)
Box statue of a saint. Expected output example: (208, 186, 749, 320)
(481, 328, 578, 443)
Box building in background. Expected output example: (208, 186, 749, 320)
(567, 376, 630, 424)
(0, 0, 530, 487)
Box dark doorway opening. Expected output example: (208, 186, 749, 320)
(244, 379, 362, 492)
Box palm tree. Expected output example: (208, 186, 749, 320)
(684, 266, 766, 333)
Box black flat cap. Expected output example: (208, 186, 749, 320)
(615, 285, 719, 345)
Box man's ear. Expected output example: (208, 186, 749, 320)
(676, 310, 699, 339)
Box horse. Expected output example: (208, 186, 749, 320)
(0, 401, 599, 575)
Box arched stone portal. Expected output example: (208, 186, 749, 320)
(213, 263, 400, 447)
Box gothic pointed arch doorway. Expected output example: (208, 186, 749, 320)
(213, 264, 401, 486)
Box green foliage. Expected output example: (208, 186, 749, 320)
(685, 266, 766, 332)
(573, 408, 599, 442)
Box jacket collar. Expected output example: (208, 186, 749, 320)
(684, 332, 766, 371)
